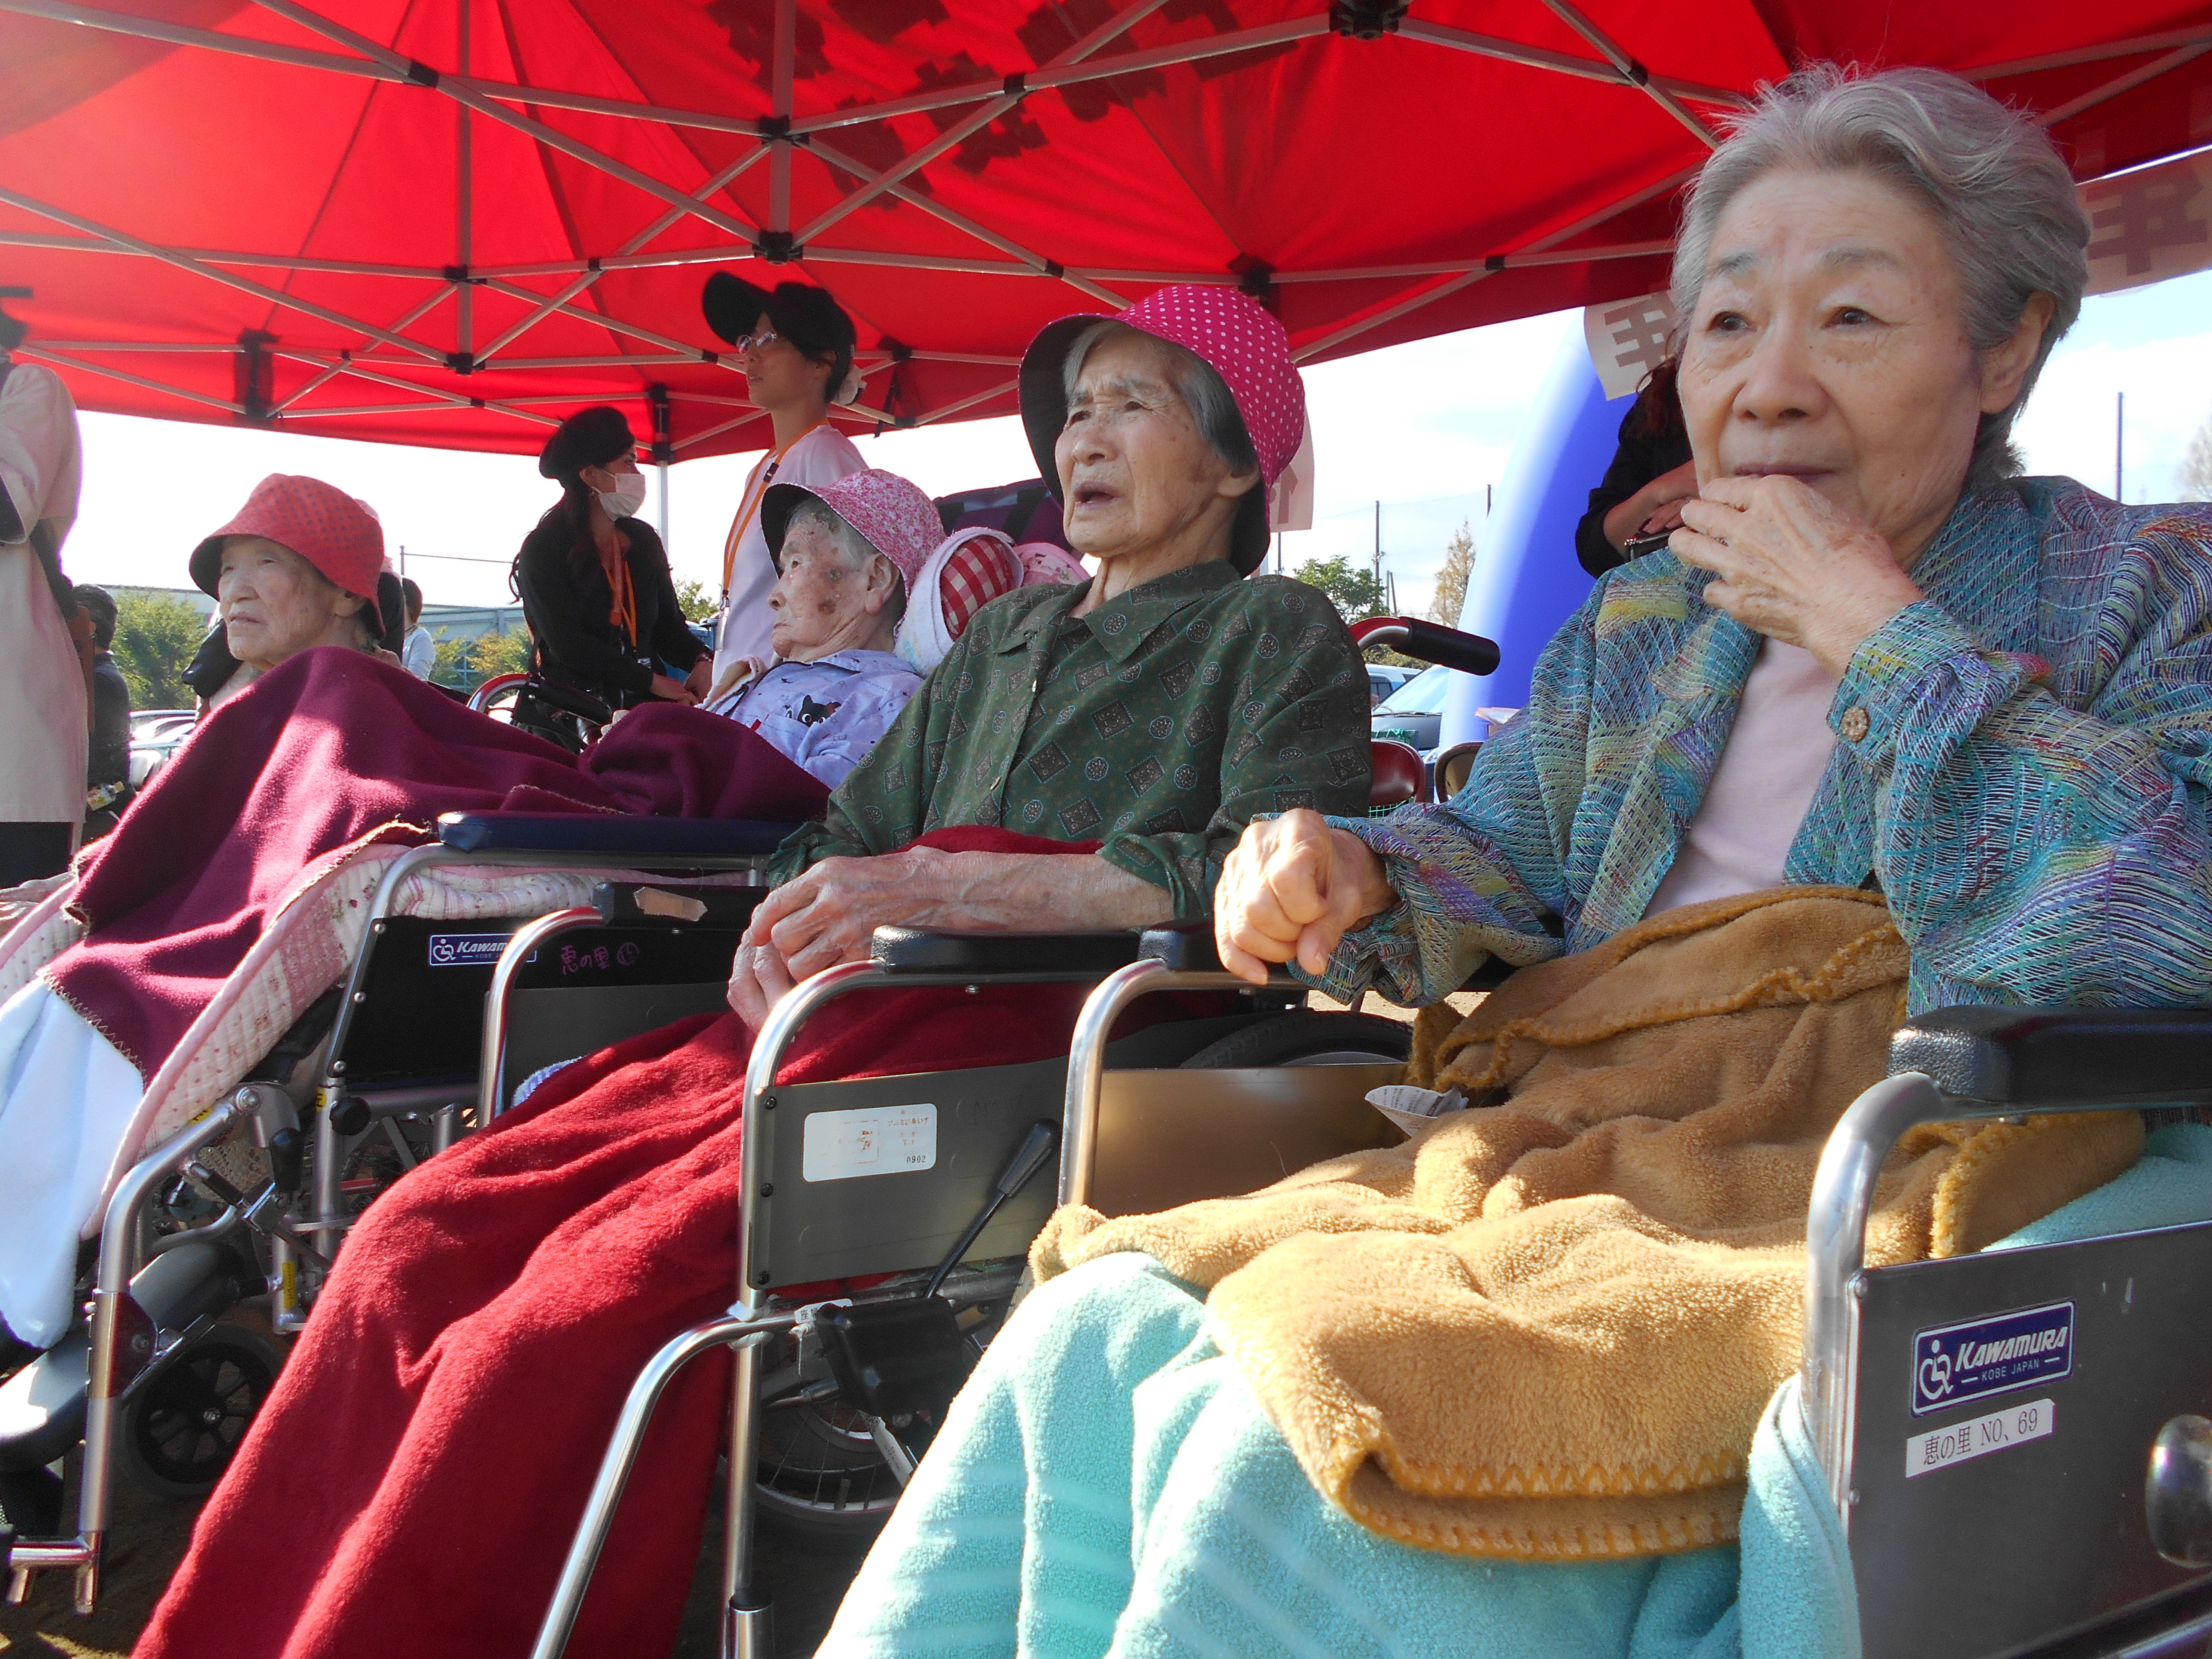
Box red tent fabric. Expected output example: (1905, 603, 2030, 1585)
(3, 0, 2209, 460)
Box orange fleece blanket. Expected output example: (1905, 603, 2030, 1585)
(1034, 888, 2141, 1559)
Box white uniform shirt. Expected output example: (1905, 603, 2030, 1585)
(1644, 637, 1840, 917)
(0, 358, 87, 826)
(402, 625, 436, 679)
(711, 424, 865, 684)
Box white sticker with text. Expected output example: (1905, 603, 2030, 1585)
(801, 1103, 937, 1183)
(1906, 1397, 2054, 1478)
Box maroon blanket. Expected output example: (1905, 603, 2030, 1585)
(47, 648, 826, 1075)
(140, 830, 1115, 1659)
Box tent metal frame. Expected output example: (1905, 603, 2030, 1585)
(4, 0, 2208, 449)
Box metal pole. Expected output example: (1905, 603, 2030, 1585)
(658, 460, 671, 547)
(456, 0, 473, 359)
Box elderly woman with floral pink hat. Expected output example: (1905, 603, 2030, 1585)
(702, 468, 935, 786)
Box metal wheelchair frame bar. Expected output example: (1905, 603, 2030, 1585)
(304, 843, 771, 1295)
(5, 1098, 244, 1613)
(535, 955, 1122, 1659)
(1060, 957, 1274, 1207)
(1801, 1072, 2200, 1523)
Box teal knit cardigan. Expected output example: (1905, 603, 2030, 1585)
(1321, 479, 2212, 1016)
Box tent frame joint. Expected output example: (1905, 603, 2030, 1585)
(1329, 0, 1409, 41)
(757, 229, 801, 264)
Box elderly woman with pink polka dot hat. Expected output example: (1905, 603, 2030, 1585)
(729, 283, 1372, 1024)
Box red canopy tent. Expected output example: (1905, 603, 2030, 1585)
(2, 0, 2209, 468)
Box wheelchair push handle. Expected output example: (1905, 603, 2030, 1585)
(1351, 616, 1500, 678)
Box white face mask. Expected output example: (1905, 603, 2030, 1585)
(596, 471, 648, 519)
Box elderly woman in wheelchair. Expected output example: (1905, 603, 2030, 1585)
(812, 67, 2212, 1659)
(128, 285, 1374, 1659)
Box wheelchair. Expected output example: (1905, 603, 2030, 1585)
(0, 808, 796, 1613)
(524, 934, 2212, 1659)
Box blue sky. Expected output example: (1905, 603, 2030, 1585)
(59, 269, 2212, 617)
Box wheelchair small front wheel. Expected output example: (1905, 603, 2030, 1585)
(116, 1323, 282, 1499)
(1176, 1010, 1412, 1070)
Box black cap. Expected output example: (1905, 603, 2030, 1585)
(539, 406, 635, 480)
(703, 273, 857, 404)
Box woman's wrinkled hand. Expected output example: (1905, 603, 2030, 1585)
(742, 849, 948, 993)
(1673, 475, 1924, 675)
(1214, 810, 1396, 985)
(684, 658, 714, 702)
(648, 672, 699, 705)
(727, 939, 797, 1029)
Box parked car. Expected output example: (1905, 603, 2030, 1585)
(1370, 664, 1453, 761)
(1365, 662, 1419, 707)
(128, 708, 198, 790)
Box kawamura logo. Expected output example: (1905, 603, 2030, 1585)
(1912, 1301, 2075, 1416)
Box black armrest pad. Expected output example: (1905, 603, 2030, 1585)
(438, 812, 796, 857)
(1890, 1005, 2212, 1105)
(871, 926, 1145, 976)
(1140, 920, 1221, 972)
(592, 882, 764, 928)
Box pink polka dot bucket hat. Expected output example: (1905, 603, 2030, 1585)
(1018, 284, 1307, 574)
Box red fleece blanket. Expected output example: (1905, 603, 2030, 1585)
(46, 648, 826, 1075)
(140, 830, 1123, 1659)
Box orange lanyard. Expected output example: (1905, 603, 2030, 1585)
(721, 422, 830, 597)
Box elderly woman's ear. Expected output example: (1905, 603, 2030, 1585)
(1978, 292, 2057, 416)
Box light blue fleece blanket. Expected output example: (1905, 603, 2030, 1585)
(819, 1125, 2212, 1659)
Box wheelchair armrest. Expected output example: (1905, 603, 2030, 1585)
(1889, 1005, 2212, 1106)
(437, 812, 797, 858)
(591, 882, 763, 928)
(869, 926, 1146, 976)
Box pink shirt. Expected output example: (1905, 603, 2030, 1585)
(1644, 638, 1840, 918)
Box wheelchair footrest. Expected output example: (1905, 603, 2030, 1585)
(0, 1334, 88, 1474)
(813, 1298, 970, 1432)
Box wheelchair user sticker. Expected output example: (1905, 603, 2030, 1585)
(1911, 1300, 2074, 1416)
(802, 1103, 938, 1182)
(426, 933, 513, 968)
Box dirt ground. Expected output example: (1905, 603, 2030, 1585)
(2, 991, 1457, 1657)
(0, 1482, 874, 1658)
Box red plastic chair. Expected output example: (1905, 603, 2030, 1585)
(1369, 739, 1426, 810)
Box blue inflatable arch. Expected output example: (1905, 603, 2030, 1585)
(1438, 330, 1633, 750)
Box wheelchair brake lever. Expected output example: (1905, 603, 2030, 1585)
(182, 1161, 333, 1272)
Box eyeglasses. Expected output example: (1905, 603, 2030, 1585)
(736, 327, 781, 355)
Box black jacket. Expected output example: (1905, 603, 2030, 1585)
(514, 514, 706, 702)
(89, 653, 130, 789)
(1573, 402, 1694, 578)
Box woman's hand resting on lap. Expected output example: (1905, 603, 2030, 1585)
(726, 847, 1177, 1027)
(1215, 810, 1396, 984)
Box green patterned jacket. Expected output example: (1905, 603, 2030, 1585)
(772, 559, 1372, 916)
(1321, 479, 2212, 1016)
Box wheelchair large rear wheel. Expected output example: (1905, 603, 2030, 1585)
(1176, 1010, 1412, 1069)
(753, 1340, 904, 1539)
(116, 1323, 282, 1499)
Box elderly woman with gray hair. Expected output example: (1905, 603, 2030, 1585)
(822, 66, 2212, 1659)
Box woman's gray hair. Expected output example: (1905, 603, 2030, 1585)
(1062, 319, 1259, 477)
(1671, 64, 2090, 491)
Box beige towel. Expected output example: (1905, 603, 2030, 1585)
(1035, 887, 2141, 1559)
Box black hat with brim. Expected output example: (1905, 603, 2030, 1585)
(702, 273, 856, 360)
(539, 405, 635, 480)
(1017, 313, 1269, 576)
